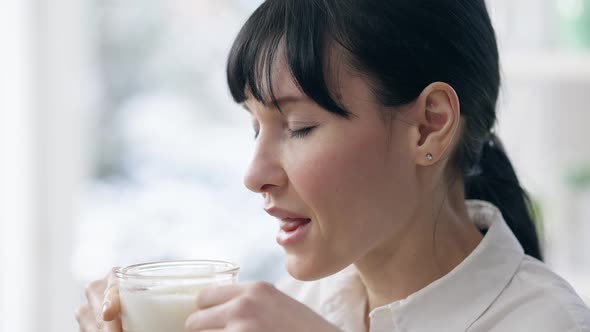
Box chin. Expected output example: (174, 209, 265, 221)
(284, 251, 349, 281)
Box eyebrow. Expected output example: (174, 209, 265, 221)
(242, 95, 308, 113)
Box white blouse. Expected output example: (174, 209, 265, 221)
(278, 200, 590, 332)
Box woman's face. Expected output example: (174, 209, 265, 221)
(243, 58, 421, 281)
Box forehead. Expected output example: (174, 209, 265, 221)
(269, 55, 304, 100)
(243, 59, 303, 111)
(244, 43, 378, 113)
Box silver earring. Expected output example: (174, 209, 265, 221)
(426, 153, 433, 161)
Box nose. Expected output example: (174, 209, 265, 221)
(243, 136, 288, 194)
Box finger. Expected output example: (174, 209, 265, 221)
(104, 317, 123, 332)
(75, 305, 99, 332)
(103, 267, 120, 299)
(85, 279, 107, 313)
(102, 292, 121, 322)
(105, 266, 120, 292)
(75, 305, 85, 324)
(185, 303, 229, 331)
(196, 284, 243, 310)
(103, 267, 122, 321)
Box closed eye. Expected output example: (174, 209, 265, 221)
(289, 126, 317, 139)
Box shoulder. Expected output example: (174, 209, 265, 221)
(472, 256, 590, 332)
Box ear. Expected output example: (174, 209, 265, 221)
(407, 82, 461, 166)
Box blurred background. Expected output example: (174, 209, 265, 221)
(1, 0, 589, 331)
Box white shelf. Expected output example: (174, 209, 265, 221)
(501, 51, 590, 82)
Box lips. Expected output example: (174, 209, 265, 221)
(264, 206, 310, 221)
(280, 218, 312, 232)
(276, 218, 312, 246)
(264, 207, 313, 246)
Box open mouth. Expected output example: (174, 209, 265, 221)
(279, 218, 312, 232)
(276, 218, 312, 246)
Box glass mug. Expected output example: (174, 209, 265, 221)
(115, 260, 240, 332)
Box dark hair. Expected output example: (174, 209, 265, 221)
(226, 0, 543, 261)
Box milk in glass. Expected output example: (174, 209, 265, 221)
(115, 260, 239, 332)
(120, 283, 211, 332)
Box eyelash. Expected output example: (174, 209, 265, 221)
(253, 126, 317, 140)
(289, 126, 317, 139)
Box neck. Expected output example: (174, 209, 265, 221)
(354, 177, 483, 313)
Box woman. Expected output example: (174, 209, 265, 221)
(76, 0, 590, 331)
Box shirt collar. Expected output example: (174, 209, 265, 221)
(320, 200, 526, 332)
(369, 199, 525, 332)
(319, 264, 368, 331)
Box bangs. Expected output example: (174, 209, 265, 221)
(226, 0, 350, 117)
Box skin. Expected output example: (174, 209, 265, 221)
(75, 50, 484, 331)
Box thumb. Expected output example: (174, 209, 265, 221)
(103, 267, 122, 321)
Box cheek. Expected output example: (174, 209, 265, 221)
(287, 125, 415, 248)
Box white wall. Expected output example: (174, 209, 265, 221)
(0, 0, 96, 331)
(33, 0, 98, 330)
(0, 1, 36, 331)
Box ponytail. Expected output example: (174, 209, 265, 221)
(464, 134, 543, 261)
